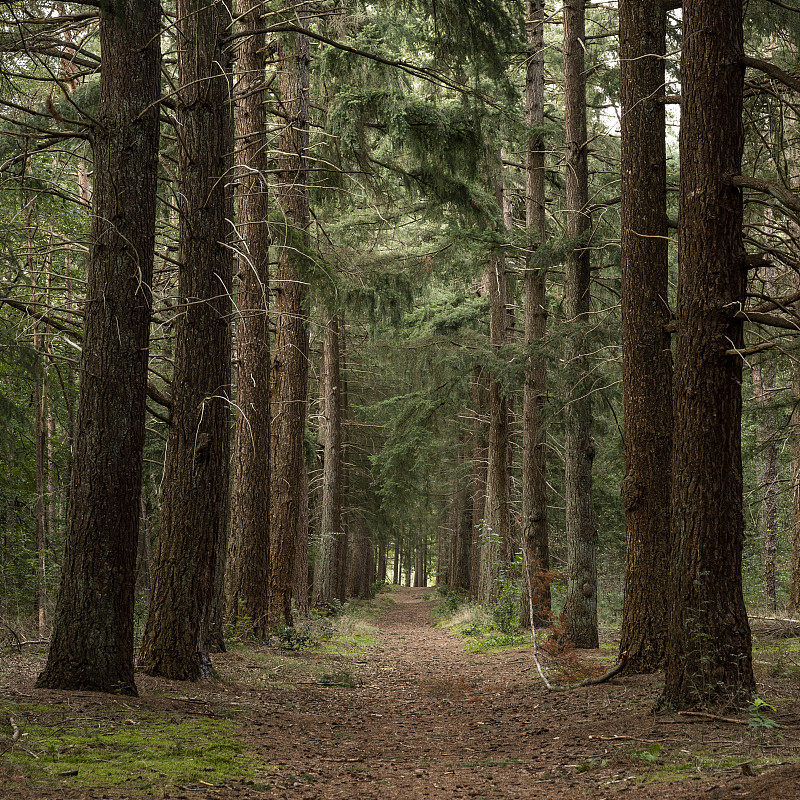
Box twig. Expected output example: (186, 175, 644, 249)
(9, 717, 20, 741)
(676, 711, 747, 725)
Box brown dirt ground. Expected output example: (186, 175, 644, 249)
(3, 586, 800, 799)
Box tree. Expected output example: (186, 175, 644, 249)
(36, 0, 161, 694)
(313, 310, 344, 607)
(662, 0, 755, 709)
(225, 0, 272, 638)
(138, 0, 234, 680)
(618, 0, 672, 672)
(269, 5, 312, 626)
(561, 0, 598, 649)
(520, 0, 551, 628)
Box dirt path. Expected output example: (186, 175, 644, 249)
(3, 587, 800, 799)
(231, 588, 800, 800)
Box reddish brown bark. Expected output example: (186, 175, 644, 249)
(662, 0, 754, 709)
(618, 0, 672, 672)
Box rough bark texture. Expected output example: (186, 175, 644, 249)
(313, 312, 343, 608)
(479, 252, 511, 605)
(521, 0, 551, 628)
(470, 367, 488, 597)
(226, 0, 271, 637)
(138, 0, 234, 681)
(37, 0, 160, 695)
(292, 456, 311, 617)
(269, 8, 311, 626)
(753, 359, 779, 611)
(791, 273, 800, 614)
(662, 0, 754, 709)
(561, 0, 598, 649)
(618, 0, 672, 672)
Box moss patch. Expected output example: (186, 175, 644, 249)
(0, 702, 255, 794)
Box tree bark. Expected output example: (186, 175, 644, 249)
(269, 6, 311, 626)
(618, 0, 673, 672)
(37, 0, 160, 695)
(662, 0, 754, 709)
(138, 0, 234, 681)
(753, 358, 779, 612)
(470, 366, 488, 597)
(521, 0, 551, 628)
(561, 0, 598, 649)
(226, 0, 272, 637)
(313, 311, 343, 607)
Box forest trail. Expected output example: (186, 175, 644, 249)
(219, 587, 800, 800)
(3, 586, 800, 799)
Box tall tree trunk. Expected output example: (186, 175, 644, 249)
(470, 367, 488, 596)
(293, 451, 311, 616)
(662, 0, 754, 709)
(791, 342, 800, 614)
(37, 0, 160, 694)
(33, 297, 47, 638)
(268, 5, 311, 627)
(393, 531, 401, 584)
(521, 0, 551, 629)
(313, 311, 343, 607)
(479, 250, 511, 605)
(226, 0, 272, 637)
(138, 0, 234, 681)
(561, 0, 598, 649)
(618, 0, 672, 672)
(377, 538, 387, 584)
(753, 358, 779, 612)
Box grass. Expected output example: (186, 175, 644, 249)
(0, 703, 256, 793)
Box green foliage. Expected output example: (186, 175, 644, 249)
(747, 698, 779, 730)
(270, 623, 316, 651)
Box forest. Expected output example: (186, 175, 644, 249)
(3, 0, 800, 796)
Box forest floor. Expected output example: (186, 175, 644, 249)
(2, 586, 800, 799)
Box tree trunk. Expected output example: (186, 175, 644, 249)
(521, 0, 551, 629)
(451, 449, 473, 591)
(480, 169, 512, 604)
(33, 306, 47, 638)
(662, 0, 754, 709)
(791, 273, 800, 614)
(226, 0, 272, 637)
(470, 367, 488, 596)
(268, 6, 312, 627)
(618, 0, 672, 672)
(561, 0, 598, 649)
(393, 531, 401, 584)
(313, 311, 343, 607)
(377, 538, 387, 585)
(138, 0, 234, 681)
(37, 0, 160, 695)
(753, 358, 779, 612)
(293, 453, 311, 616)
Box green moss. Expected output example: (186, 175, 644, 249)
(0, 705, 257, 794)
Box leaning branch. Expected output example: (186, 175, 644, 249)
(742, 55, 800, 94)
(732, 174, 800, 217)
